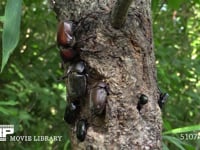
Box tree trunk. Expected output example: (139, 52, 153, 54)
(51, 0, 162, 149)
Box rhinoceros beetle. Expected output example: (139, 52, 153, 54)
(137, 94, 148, 111)
(76, 119, 88, 142)
(57, 21, 80, 62)
(64, 102, 80, 124)
(59, 47, 80, 62)
(89, 82, 109, 115)
(158, 92, 169, 109)
(57, 21, 75, 47)
(57, 21, 97, 62)
(67, 61, 87, 100)
(157, 87, 169, 109)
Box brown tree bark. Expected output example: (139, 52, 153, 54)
(51, 0, 162, 149)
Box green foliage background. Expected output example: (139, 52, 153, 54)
(153, 0, 200, 149)
(0, 0, 69, 149)
(0, 0, 199, 149)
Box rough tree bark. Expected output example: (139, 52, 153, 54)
(51, 0, 162, 149)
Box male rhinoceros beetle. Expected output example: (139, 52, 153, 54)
(67, 61, 87, 100)
(57, 21, 75, 47)
(137, 94, 148, 111)
(64, 102, 80, 124)
(57, 21, 80, 62)
(89, 82, 109, 115)
(59, 47, 80, 62)
(76, 119, 88, 142)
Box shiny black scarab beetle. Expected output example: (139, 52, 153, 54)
(89, 82, 109, 115)
(67, 61, 87, 100)
(76, 119, 88, 142)
(64, 102, 80, 124)
(137, 94, 148, 111)
(158, 92, 169, 109)
(157, 87, 169, 109)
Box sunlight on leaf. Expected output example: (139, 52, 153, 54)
(163, 125, 200, 135)
(1, 0, 22, 72)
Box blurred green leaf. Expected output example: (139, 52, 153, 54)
(0, 100, 18, 106)
(163, 135, 186, 150)
(64, 140, 70, 150)
(0, 106, 10, 115)
(163, 119, 172, 131)
(0, 16, 4, 22)
(163, 125, 200, 135)
(1, 0, 22, 72)
(162, 142, 170, 150)
(19, 111, 31, 120)
(0, 107, 18, 115)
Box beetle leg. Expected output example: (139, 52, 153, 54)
(57, 74, 68, 82)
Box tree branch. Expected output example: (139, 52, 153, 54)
(111, 0, 134, 29)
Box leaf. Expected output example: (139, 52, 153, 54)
(1, 0, 22, 72)
(163, 119, 172, 131)
(0, 100, 18, 106)
(0, 106, 18, 115)
(163, 135, 186, 150)
(0, 16, 4, 22)
(0, 106, 10, 115)
(19, 111, 31, 120)
(64, 140, 70, 150)
(162, 142, 170, 150)
(163, 124, 200, 135)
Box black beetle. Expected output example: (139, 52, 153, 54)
(64, 102, 80, 124)
(76, 119, 88, 142)
(89, 82, 109, 115)
(67, 61, 87, 100)
(158, 92, 169, 109)
(137, 94, 148, 111)
(157, 87, 169, 109)
(57, 21, 75, 47)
